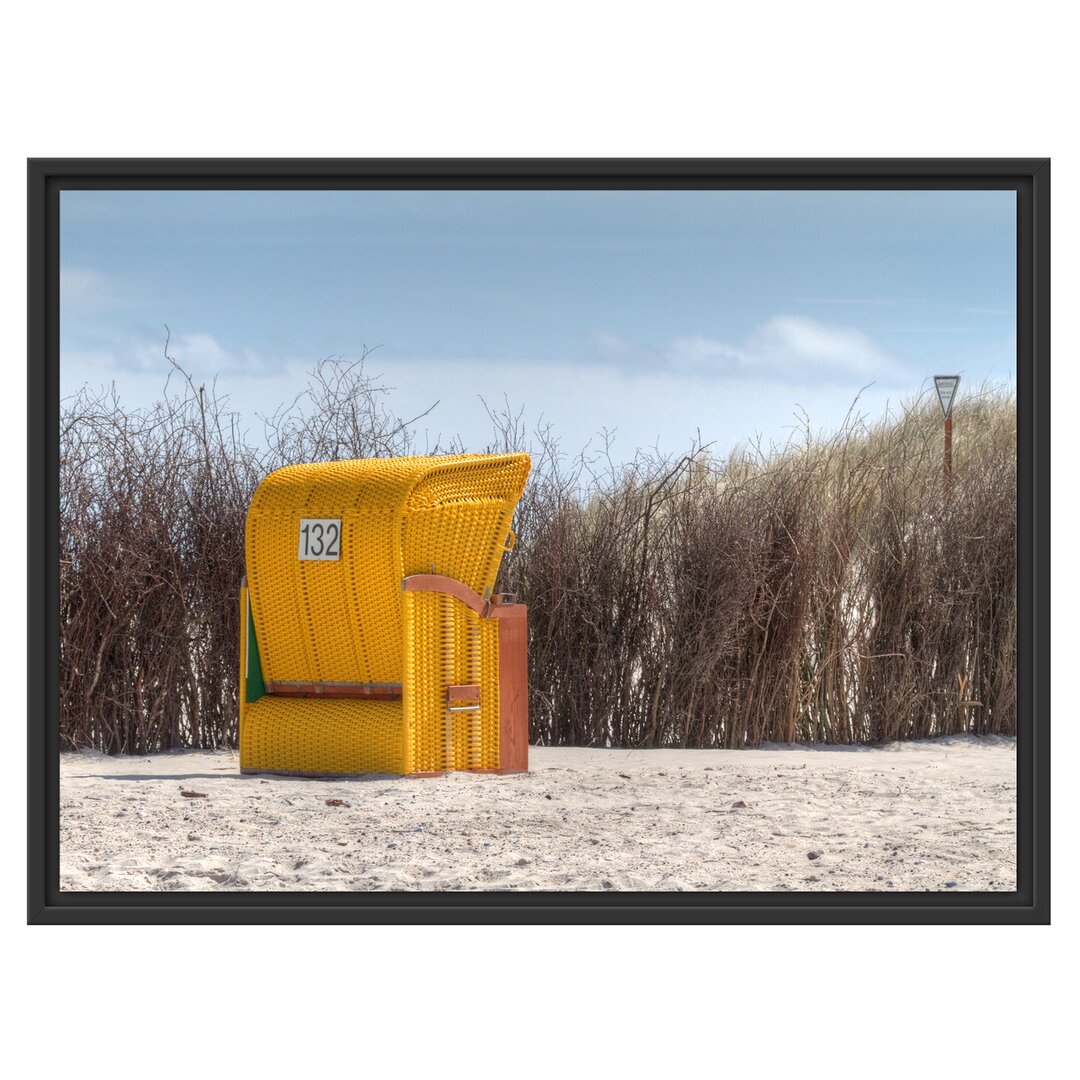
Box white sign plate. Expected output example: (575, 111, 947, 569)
(298, 518, 341, 560)
(934, 375, 960, 418)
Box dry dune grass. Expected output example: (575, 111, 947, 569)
(505, 388, 1015, 748)
(60, 350, 1015, 753)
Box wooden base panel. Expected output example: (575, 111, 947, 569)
(488, 601, 529, 772)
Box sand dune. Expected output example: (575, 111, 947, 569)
(59, 737, 1016, 892)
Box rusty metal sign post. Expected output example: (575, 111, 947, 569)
(934, 375, 960, 482)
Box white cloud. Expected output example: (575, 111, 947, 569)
(743, 315, 893, 378)
(60, 267, 112, 306)
(591, 315, 897, 383)
(63, 328, 288, 382)
(60, 265, 171, 315)
(665, 333, 743, 372)
(374, 357, 901, 461)
(161, 330, 283, 377)
(60, 318, 906, 462)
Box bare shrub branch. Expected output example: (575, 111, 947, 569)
(60, 349, 1016, 753)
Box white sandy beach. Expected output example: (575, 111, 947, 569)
(59, 737, 1016, 892)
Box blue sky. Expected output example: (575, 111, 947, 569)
(60, 188, 1016, 460)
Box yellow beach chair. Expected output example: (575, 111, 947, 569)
(239, 453, 531, 776)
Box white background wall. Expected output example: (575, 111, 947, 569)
(2, 4, 1069, 1077)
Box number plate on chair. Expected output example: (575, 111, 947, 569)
(298, 519, 341, 560)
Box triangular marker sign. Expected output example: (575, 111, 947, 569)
(934, 375, 960, 418)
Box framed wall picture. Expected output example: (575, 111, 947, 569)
(29, 158, 1049, 923)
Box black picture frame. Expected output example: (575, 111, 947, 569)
(29, 157, 1050, 924)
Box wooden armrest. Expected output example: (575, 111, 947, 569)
(402, 574, 488, 616)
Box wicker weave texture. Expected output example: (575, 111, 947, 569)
(239, 697, 408, 775)
(241, 452, 528, 775)
(245, 453, 530, 686)
(403, 590, 501, 773)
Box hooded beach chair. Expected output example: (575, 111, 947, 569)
(239, 453, 531, 776)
